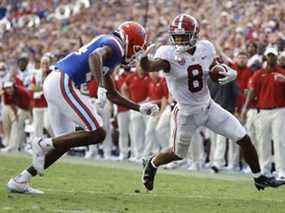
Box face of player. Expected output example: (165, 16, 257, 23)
(266, 54, 278, 67)
(172, 34, 190, 46)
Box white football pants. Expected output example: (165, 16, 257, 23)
(255, 108, 285, 177)
(129, 110, 147, 160)
(43, 71, 103, 137)
(117, 111, 130, 158)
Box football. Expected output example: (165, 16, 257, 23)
(209, 64, 227, 83)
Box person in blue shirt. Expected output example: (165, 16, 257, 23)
(7, 21, 159, 194)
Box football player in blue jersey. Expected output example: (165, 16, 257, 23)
(7, 21, 159, 194)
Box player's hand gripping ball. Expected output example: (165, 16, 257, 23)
(209, 64, 227, 83)
(210, 64, 237, 85)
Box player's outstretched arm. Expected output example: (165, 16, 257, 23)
(139, 56, 170, 73)
(104, 74, 140, 111)
(105, 75, 159, 116)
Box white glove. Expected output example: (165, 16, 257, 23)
(97, 86, 107, 107)
(218, 65, 237, 85)
(139, 103, 160, 116)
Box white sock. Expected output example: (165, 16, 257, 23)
(252, 172, 262, 178)
(40, 138, 54, 152)
(151, 158, 158, 168)
(15, 170, 32, 182)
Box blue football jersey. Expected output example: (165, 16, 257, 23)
(55, 34, 124, 86)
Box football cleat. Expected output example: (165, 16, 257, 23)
(142, 157, 157, 191)
(31, 138, 46, 176)
(7, 178, 44, 194)
(211, 165, 219, 173)
(254, 175, 285, 191)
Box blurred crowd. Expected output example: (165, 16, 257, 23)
(0, 0, 285, 178)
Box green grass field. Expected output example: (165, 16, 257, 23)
(1, 154, 285, 213)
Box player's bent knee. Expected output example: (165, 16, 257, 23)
(236, 134, 251, 146)
(229, 125, 247, 142)
(174, 141, 189, 159)
(169, 148, 183, 161)
(90, 127, 106, 144)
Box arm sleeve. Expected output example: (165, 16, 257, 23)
(203, 40, 216, 66)
(154, 46, 171, 61)
(99, 37, 124, 74)
(101, 39, 123, 60)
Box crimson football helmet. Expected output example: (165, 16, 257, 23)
(169, 14, 200, 53)
(116, 21, 147, 64)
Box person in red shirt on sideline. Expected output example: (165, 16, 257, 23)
(114, 66, 131, 160)
(121, 64, 150, 163)
(30, 55, 53, 139)
(231, 51, 254, 113)
(1, 81, 31, 152)
(242, 46, 285, 180)
(143, 72, 169, 159)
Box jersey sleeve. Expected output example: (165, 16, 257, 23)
(101, 37, 124, 59)
(100, 36, 124, 74)
(154, 46, 172, 61)
(201, 40, 216, 65)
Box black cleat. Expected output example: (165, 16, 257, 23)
(142, 157, 157, 191)
(254, 175, 285, 191)
(211, 166, 219, 173)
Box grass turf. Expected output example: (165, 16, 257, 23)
(1, 154, 285, 213)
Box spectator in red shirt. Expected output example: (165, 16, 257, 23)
(231, 50, 254, 113)
(242, 47, 285, 179)
(121, 65, 150, 162)
(1, 81, 31, 152)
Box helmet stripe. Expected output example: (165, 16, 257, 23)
(178, 14, 184, 30)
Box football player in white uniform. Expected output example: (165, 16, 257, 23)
(140, 14, 285, 191)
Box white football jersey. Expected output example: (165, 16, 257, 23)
(154, 40, 216, 114)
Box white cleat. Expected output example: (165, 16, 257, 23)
(31, 138, 46, 176)
(7, 178, 44, 194)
